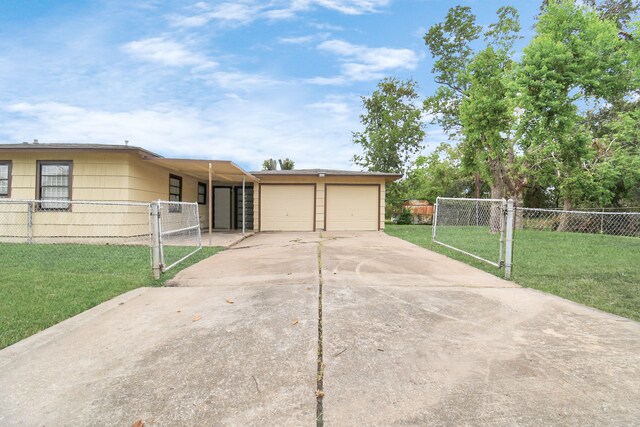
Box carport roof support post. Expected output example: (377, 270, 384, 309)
(208, 162, 212, 247)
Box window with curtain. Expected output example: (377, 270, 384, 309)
(0, 161, 10, 197)
(38, 161, 72, 210)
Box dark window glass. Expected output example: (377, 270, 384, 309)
(198, 182, 206, 205)
(169, 175, 182, 212)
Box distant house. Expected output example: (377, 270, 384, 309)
(0, 143, 400, 232)
(402, 200, 434, 224)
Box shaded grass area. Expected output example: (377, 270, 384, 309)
(385, 224, 640, 321)
(0, 244, 222, 349)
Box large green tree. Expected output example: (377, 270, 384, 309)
(352, 77, 425, 212)
(352, 77, 425, 176)
(424, 6, 527, 203)
(458, 7, 528, 206)
(517, 0, 635, 215)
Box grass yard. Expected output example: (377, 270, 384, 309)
(385, 224, 640, 322)
(0, 244, 222, 349)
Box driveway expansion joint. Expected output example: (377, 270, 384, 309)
(316, 239, 325, 427)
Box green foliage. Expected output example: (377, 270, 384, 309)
(423, 6, 481, 137)
(404, 143, 481, 202)
(395, 208, 414, 225)
(426, 5, 525, 200)
(365, 1, 639, 210)
(279, 158, 295, 170)
(262, 159, 276, 170)
(352, 77, 425, 175)
(517, 0, 635, 206)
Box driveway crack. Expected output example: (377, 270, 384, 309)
(316, 238, 325, 427)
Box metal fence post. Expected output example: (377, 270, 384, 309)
(151, 201, 161, 279)
(504, 199, 514, 279)
(498, 199, 506, 267)
(27, 201, 34, 244)
(432, 197, 439, 241)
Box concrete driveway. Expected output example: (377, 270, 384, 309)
(1, 232, 639, 426)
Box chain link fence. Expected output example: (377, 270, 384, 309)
(433, 198, 639, 280)
(432, 197, 506, 268)
(1, 199, 203, 278)
(157, 201, 202, 272)
(519, 207, 640, 238)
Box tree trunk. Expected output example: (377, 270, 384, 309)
(489, 182, 503, 233)
(475, 172, 480, 199)
(558, 197, 572, 232)
(514, 191, 524, 230)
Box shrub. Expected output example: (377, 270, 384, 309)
(396, 208, 414, 225)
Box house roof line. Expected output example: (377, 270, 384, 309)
(0, 143, 257, 182)
(0, 143, 162, 158)
(251, 169, 402, 182)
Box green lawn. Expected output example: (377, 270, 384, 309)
(0, 244, 222, 349)
(385, 224, 640, 321)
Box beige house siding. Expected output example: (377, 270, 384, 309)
(254, 175, 387, 231)
(5, 151, 131, 201)
(0, 150, 210, 238)
(2, 150, 207, 203)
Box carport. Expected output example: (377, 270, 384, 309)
(143, 158, 259, 243)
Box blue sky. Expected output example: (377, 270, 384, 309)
(0, 0, 540, 171)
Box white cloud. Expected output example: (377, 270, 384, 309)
(307, 0, 390, 15)
(315, 39, 418, 82)
(169, 0, 391, 28)
(279, 35, 319, 44)
(202, 71, 281, 90)
(121, 38, 277, 91)
(307, 101, 351, 116)
(1, 96, 364, 170)
(305, 76, 347, 85)
(122, 37, 216, 68)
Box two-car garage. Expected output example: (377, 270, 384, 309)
(253, 170, 400, 232)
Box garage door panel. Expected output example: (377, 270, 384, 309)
(326, 185, 379, 231)
(261, 185, 315, 231)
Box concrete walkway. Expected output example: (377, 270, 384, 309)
(1, 232, 639, 426)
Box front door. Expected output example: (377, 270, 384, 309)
(213, 187, 232, 229)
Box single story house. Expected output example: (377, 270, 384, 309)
(0, 143, 400, 234)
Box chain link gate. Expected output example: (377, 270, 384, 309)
(432, 197, 512, 277)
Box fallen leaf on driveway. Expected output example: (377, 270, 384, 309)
(226, 299, 234, 304)
(131, 420, 144, 427)
(292, 319, 299, 325)
(192, 314, 201, 322)
(315, 390, 325, 398)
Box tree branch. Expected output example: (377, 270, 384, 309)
(434, 79, 466, 96)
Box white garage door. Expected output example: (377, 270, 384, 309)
(260, 185, 315, 231)
(325, 185, 379, 231)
